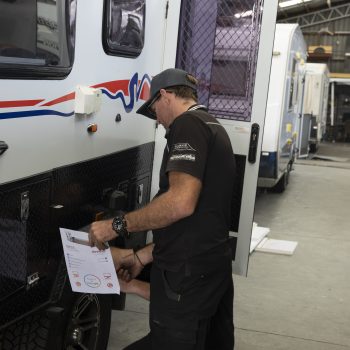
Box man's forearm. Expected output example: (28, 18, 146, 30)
(125, 171, 201, 233)
(125, 191, 181, 232)
(136, 243, 154, 265)
(89, 172, 200, 244)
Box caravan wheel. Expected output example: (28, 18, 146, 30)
(63, 293, 112, 350)
(271, 172, 287, 193)
(271, 161, 292, 193)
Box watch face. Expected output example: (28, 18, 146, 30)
(113, 217, 121, 231)
(112, 216, 126, 237)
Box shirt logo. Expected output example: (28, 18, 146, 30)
(173, 143, 196, 152)
(169, 154, 196, 162)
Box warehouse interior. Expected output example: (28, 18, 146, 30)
(278, 0, 350, 143)
(109, 148, 350, 349)
(1, 0, 350, 349)
(108, 1, 350, 349)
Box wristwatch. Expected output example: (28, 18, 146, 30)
(112, 214, 129, 239)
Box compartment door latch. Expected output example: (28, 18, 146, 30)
(21, 191, 30, 222)
(27, 272, 39, 289)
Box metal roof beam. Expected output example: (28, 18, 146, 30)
(278, 3, 350, 28)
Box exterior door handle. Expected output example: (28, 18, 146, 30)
(248, 123, 260, 164)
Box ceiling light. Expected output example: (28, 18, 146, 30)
(279, 0, 312, 9)
(234, 10, 253, 18)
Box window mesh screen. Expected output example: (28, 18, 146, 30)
(176, 0, 264, 121)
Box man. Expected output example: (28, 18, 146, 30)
(90, 68, 236, 349)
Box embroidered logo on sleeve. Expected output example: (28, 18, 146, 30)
(169, 154, 196, 162)
(173, 143, 196, 152)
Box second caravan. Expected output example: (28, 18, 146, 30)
(303, 63, 330, 152)
(258, 23, 307, 192)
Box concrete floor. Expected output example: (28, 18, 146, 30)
(107, 142, 350, 350)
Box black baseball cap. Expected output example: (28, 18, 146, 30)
(136, 68, 198, 119)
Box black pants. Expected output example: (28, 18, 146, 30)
(124, 264, 234, 350)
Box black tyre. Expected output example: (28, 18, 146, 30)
(0, 312, 50, 350)
(271, 172, 287, 193)
(0, 288, 113, 350)
(309, 143, 317, 153)
(62, 292, 112, 350)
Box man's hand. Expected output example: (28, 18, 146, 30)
(110, 247, 144, 281)
(89, 219, 117, 249)
(118, 254, 145, 282)
(119, 279, 150, 301)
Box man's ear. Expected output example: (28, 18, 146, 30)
(160, 89, 171, 104)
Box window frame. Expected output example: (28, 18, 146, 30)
(102, 0, 146, 58)
(0, 0, 76, 80)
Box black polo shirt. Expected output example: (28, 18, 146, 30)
(152, 107, 236, 273)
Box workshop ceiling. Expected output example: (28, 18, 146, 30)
(277, 0, 349, 20)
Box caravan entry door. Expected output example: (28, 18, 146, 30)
(176, 0, 278, 276)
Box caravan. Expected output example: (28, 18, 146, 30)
(258, 23, 307, 192)
(303, 63, 330, 152)
(0, 1, 168, 348)
(0, 0, 278, 348)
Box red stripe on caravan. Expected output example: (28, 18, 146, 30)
(38, 80, 130, 108)
(41, 92, 75, 107)
(139, 83, 150, 100)
(93, 80, 130, 95)
(0, 99, 44, 108)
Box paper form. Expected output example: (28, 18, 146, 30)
(60, 228, 120, 294)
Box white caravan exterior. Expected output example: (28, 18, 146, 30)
(0, 1, 167, 185)
(0, 1, 172, 347)
(0, 0, 278, 347)
(258, 23, 307, 192)
(303, 63, 330, 151)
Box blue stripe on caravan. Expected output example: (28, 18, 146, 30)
(0, 73, 151, 120)
(101, 72, 151, 113)
(0, 110, 74, 120)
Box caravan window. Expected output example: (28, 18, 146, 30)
(0, 0, 77, 79)
(103, 0, 145, 57)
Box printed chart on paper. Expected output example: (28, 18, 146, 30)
(60, 228, 120, 294)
